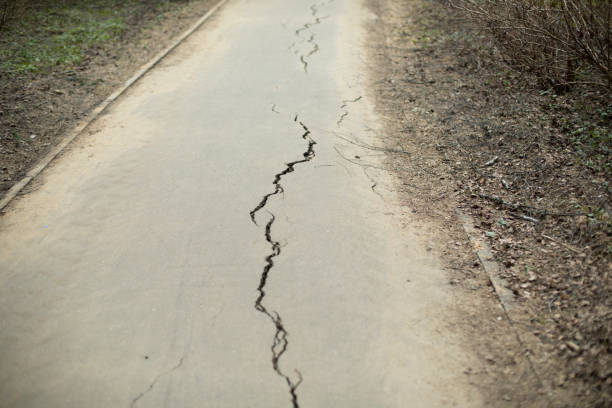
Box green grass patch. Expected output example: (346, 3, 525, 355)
(0, 1, 158, 73)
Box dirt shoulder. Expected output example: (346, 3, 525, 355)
(366, 0, 611, 406)
(0, 0, 219, 194)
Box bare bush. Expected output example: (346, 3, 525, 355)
(450, 0, 611, 90)
(0, 0, 17, 30)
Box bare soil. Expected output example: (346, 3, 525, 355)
(366, 0, 611, 407)
(0, 0, 219, 194)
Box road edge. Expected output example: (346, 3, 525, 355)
(0, 0, 229, 213)
(456, 208, 555, 400)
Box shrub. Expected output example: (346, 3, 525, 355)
(450, 0, 611, 90)
(0, 0, 17, 30)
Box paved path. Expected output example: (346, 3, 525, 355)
(0, 1, 483, 407)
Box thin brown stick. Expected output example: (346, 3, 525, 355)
(542, 234, 582, 254)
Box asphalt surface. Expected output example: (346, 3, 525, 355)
(0, 1, 483, 406)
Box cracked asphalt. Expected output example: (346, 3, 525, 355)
(0, 1, 483, 407)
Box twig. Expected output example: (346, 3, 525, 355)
(548, 295, 559, 314)
(310, 126, 411, 155)
(542, 234, 581, 254)
(403, 79, 436, 85)
(478, 193, 588, 218)
(333, 133, 410, 155)
(479, 193, 521, 210)
(519, 214, 540, 223)
(484, 156, 499, 166)
(333, 145, 386, 171)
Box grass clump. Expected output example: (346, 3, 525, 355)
(0, 1, 136, 73)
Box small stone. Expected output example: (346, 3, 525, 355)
(502, 395, 512, 401)
(567, 341, 580, 352)
(555, 373, 567, 386)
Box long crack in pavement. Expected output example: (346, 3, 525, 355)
(248, 3, 340, 405)
(249, 117, 316, 408)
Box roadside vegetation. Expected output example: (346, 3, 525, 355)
(0, 1, 127, 73)
(442, 0, 611, 404)
(0, 0, 190, 73)
(447, 1, 611, 191)
(0, 0, 215, 193)
(443, 1, 611, 404)
(369, 0, 610, 405)
(439, 0, 610, 279)
(451, 0, 610, 90)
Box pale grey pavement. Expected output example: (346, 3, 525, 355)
(0, 1, 483, 407)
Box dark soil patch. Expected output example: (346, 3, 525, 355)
(0, 0, 219, 194)
(366, 0, 611, 406)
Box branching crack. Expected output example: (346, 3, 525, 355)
(130, 357, 184, 408)
(294, 2, 333, 73)
(340, 95, 363, 109)
(250, 116, 316, 408)
(250, 117, 316, 224)
(306, 35, 320, 58)
(337, 96, 362, 127)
